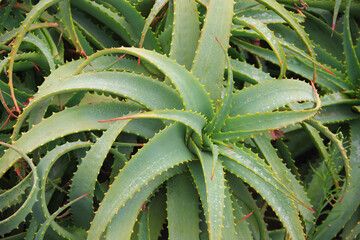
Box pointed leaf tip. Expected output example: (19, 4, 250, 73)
(237, 211, 253, 223)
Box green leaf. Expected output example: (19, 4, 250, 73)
(21, 71, 183, 124)
(34, 193, 88, 240)
(139, 0, 168, 48)
(221, 184, 236, 239)
(148, 191, 167, 239)
(234, 16, 287, 78)
(167, 173, 200, 240)
(312, 119, 360, 240)
(331, 0, 343, 35)
(101, 109, 207, 142)
(205, 41, 234, 134)
(103, 0, 160, 50)
(106, 165, 187, 240)
(188, 156, 225, 240)
(256, 0, 315, 60)
(23, 33, 55, 70)
(0, 101, 163, 177)
(191, 0, 233, 101)
(343, 0, 360, 86)
(59, 0, 83, 54)
(87, 123, 194, 239)
(219, 144, 306, 240)
(227, 173, 268, 240)
(0, 143, 38, 236)
(301, 9, 344, 62)
(223, 80, 320, 135)
(0, 174, 32, 211)
(237, 9, 305, 23)
(70, 0, 136, 46)
(33, 141, 92, 239)
(230, 59, 275, 84)
(138, 210, 150, 240)
(253, 134, 314, 232)
(170, 0, 200, 70)
(233, 39, 351, 91)
(69, 120, 129, 229)
(6, 0, 62, 112)
(230, 79, 318, 116)
(75, 47, 214, 119)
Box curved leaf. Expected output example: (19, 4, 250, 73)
(0, 143, 38, 236)
(230, 79, 317, 116)
(219, 144, 306, 240)
(234, 16, 287, 78)
(75, 47, 213, 119)
(33, 141, 92, 239)
(106, 165, 187, 239)
(139, 0, 168, 48)
(0, 101, 163, 177)
(87, 123, 194, 239)
(191, 0, 233, 101)
(69, 120, 129, 228)
(313, 119, 360, 239)
(343, 0, 360, 86)
(100, 109, 207, 141)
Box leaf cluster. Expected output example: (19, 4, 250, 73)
(0, 0, 359, 239)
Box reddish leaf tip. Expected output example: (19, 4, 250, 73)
(237, 211, 253, 223)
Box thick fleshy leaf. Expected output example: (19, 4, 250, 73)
(35, 193, 88, 240)
(0, 174, 32, 211)
(221, 184, 236, 239)
(23, 34, 56, 70)
(26, 71, 183, 113)
(230, 79, 317, 116)
(191, 0, 233, 101)
(0, 101, 163, 177)
(343, 0, 360, 86)
(106, 165, 187, 240)
(167, 173, 200, 240)
(69, 120, 129, 228)
(219, 144, 307, 240)
(253, 135, 314, 231)
(188, 157, 225, 240)
(205, 42, 234, 134)
(87, 123, 194, 239)
(234, 16, 287, 78)
(0, 143, 38, 236)
(100, 109, 207, 141)
(227, 173, 269, 240)
(6, 0, 62, 112)
(75, 47, 214, 119)
(256, 0, 315, 59)
(233, 39, 351, 91)
(70, 0, 137, 46)
(170, 0, 200, 70)
(231, 59, 275, 84)
(58, 0, 83, 54)
(103, 0, 160, 50)
(139, 0, 168, 48)
(33, 141, 92, 239)
(223, 80, 320, 135)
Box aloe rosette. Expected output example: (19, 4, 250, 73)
(0, 0, 358, 239)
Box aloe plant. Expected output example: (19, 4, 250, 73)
(0, 0, 359, 239)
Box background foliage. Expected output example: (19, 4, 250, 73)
(0, 0, 359, 239)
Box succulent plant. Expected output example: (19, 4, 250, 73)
(0, 0, 359, 239)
